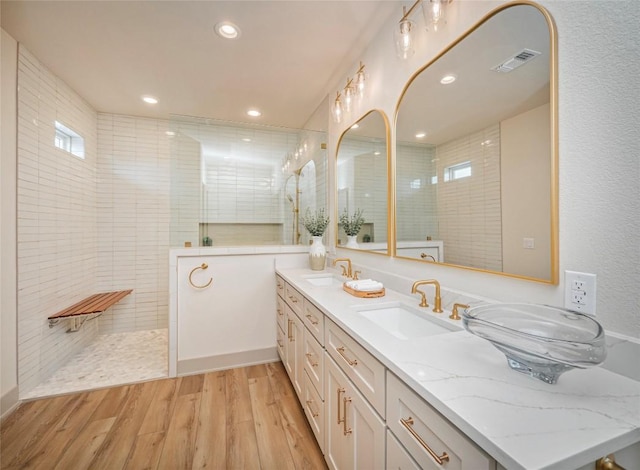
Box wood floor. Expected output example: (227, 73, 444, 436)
(0, 361, 327, 470)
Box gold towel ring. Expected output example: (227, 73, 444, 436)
(188, 263, 213, 289)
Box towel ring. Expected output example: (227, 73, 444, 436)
(188, 263, 213, 289)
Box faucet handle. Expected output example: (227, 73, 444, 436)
(353, 270, 361, 280)
(450, 303, 470, 320)
(339, 265, 348, 277)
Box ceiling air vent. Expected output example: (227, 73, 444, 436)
(491, 48, 541, 73)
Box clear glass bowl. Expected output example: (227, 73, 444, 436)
(462, 303, 606, 384)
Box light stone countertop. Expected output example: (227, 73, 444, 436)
(276, 267, 640, 470)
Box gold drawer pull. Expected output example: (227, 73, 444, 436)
(305, 352, 318, 367)
(277, 308, 283, 316)
(596, 454, 625, 470)
(343, 396, 353, 435)
(277, 340, 283, 348)
(188, 263, 213, 289)
(305, 313, 319, 325)
(287, 319, 293, 341)
(400, 417, 449, 465)
(306, 399, 319, 418)
(336, 346, 358, 366)
(337, 388, 345, 424)
(289, 295, 298, 303)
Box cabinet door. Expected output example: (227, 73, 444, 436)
(303, 328, 324, 399)
(325, 354, 385, 470)
(276, 294, 285, 332)
(285, 305, 304, 399)
(387, 429, 422, 469)
(276, 324, 286, 363)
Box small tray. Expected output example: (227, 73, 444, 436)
(342, 283, 385, 298)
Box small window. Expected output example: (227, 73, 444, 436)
(54, 121, 85, 159)
(444, 161, 471, 182)
(410, 178, 422, 189)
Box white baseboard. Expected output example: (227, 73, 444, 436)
(177, 347, 279, 376)
(1, 386, 20, 421)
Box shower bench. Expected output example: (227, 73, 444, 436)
(47, 289, 133, 331)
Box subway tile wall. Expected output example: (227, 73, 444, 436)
(97, 114, 171, 334)
(16, 46, 100, 395)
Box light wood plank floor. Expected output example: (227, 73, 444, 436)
(1, 361, 327, 470)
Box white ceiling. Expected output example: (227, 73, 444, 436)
(1, 0, 398, 129)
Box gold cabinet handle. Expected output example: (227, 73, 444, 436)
(277, 339, 283, 348)
(305, 313, 319, 325)
(289, 295, 298, 303)
(287, 319, 293, 341)
(306, 399, 319, 418)
(188, 263, 213, 289)
(277, 307, 283, 317)
(337, 388, 345, 425)
(305, 352, 318, 367)
(400, 417, 449, 465)
(596, 454, 626, 470)
(336, 346, 358, 366)
(343, 396, 353, 435)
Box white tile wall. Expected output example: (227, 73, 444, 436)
(97, 114, 171, 334)
(17, 46, 99, 396)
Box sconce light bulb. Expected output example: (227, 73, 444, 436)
(332, 94, 344, 123)
(423, 0, 447, 32)
(395, 19, 415, 59)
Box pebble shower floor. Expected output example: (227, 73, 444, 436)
(23, 329, 168, 399)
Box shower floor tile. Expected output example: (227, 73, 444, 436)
(23, 328, 168, 400)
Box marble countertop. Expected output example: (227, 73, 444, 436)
(276, 267, 640, 470)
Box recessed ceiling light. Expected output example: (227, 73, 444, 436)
(440, 74, 457, 85)
(215, 21, 240, 39)
(142, 95, 158, 104)
(374, 151, 381, 156)
(415, 132, 426, 138)
(165, 131, 176, 136)
(242, 138, 251, 142)
(247, 109, 261, 117)
(351, 124, 360, 129)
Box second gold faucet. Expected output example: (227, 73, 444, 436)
(411, 279, 443, 313)
(333, 258, 352, 278)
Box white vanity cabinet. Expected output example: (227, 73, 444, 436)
(325, 354, 386, 470)
(386, 372, 494, 470)
(283, 303, 304, 399)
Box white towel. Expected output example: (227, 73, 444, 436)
(345, 279, 384, 292)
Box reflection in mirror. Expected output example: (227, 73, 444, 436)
(169, 115, 326, 246)
(336, 110, 389, 253)
(395, 4, 556, 282)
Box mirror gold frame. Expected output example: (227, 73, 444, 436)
(335, 109, 393, 255)
(393, 1, 558, 284)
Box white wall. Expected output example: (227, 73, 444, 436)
(1, 29, 19, 415)
(328, 0, 640, 338)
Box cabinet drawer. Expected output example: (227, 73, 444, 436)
(276, 295, 285, 332)
(326, 318, 385, 418)
(303, 371, 325, 453)
(303, 328, 324, 399)
(387, 372, 494, 470)
(387, 429, 421, 470)
(302, 298, 324, 345)
(276, 324, 286, 362)
(276, 275, 285, 298)
(284, 283, 304, 316)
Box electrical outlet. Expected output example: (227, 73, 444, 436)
(564, 271, 597, 315)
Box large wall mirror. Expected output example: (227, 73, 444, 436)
(336, 110, 390, 254)
(395, 3, 557, 283)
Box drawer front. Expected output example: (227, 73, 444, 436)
(302, 298, 325, 345)
(276, 295, 285, 332)
(387, 429, 422, 470)
(276, 324, 286, 362)
(387, 372, 494, 470)
(326, 318, 385, 418)
(303, 371, 325, 453)
(303, 328, 324, 399)
(284, 283, 304, 317)
(276, 275, 285, 298)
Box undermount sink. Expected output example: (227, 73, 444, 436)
(462, 303, 607, 384)
(356, 303, 453, 340)
(302, 274, 343, 287)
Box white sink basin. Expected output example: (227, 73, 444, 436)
(357, 304, 453, 340)
(302, 274, 343, 287)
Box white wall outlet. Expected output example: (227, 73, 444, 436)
(564, 270, 597, 315)
(523, 237, 535, 249)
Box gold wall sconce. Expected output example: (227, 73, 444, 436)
(395, 0, 453, 59)
(331, 62, 367, 123)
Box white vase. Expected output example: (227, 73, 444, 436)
(309, 236, 326, 271)
(345, 235, 359, 249)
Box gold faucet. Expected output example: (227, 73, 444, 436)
(334, 258, 352, 278)
(450, 303, 470, 321)
(411, 279, 443, 313)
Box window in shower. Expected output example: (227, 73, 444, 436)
(54, 121, 85, 159)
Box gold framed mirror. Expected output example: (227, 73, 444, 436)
(395, 2, 558, 283)
(336, 110, 391, 254)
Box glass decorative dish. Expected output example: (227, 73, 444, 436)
(462, 303, 606, 384)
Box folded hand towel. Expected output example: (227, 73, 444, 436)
(345, 279, 384, 292)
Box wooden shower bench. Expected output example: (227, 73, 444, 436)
(47, 289, 132, 330)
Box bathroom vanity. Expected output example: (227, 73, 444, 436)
(275, 267, 640, 470)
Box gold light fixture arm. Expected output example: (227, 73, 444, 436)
(188, 263, 213, 289)
(400, 0, 422, 22)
